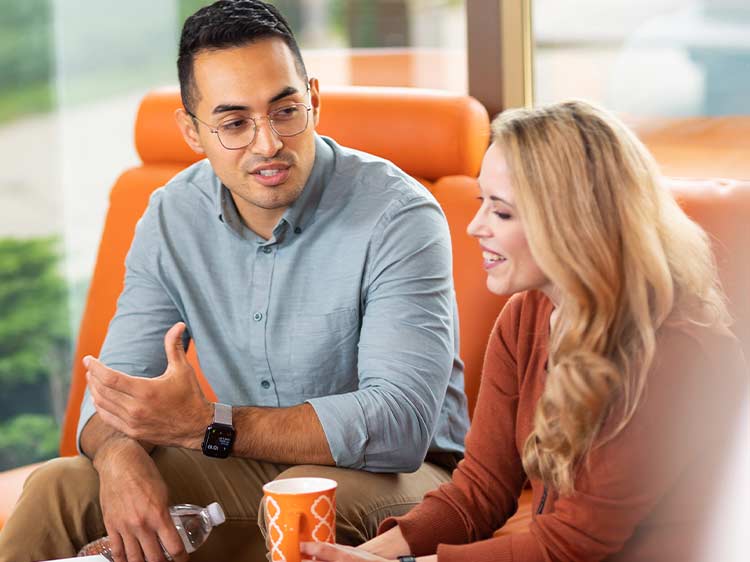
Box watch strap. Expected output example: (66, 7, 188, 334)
(397, 557, 417, 562)
(213, 402, 233, 426)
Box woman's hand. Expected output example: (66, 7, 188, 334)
(300, 542, 392, 562)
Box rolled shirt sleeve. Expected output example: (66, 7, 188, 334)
(308, 193, 456, 472)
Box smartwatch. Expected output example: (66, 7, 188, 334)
(201, 403, 235, 458)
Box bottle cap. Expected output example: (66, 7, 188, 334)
(206, 502, 226, 526)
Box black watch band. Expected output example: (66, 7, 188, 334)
(397, 557, 417, 562)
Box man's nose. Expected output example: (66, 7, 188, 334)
(250, 118, 283, 157)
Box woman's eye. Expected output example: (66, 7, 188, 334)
(494, 212, 512, 220)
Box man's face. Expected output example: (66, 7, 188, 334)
(183, 38, 320, 226)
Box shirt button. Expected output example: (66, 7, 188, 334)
(261, 380, 271, 389)
(253, 312, 263, 322)
(262, 246, 272, 254)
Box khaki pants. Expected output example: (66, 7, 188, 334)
(0, 447, 453, 562)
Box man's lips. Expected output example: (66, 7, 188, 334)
(249, 163, 291, 187)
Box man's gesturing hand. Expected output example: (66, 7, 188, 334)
(85, 322, 212, 449)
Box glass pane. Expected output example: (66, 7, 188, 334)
(184, 1, 468, 91)
(0, 0, 183, 471)
(298, 0, 468, 92)
(533, 0, 750, 116)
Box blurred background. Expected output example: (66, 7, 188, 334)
(1, 0, 749, 470)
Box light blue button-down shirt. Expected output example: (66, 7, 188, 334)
(78, 135, 469, 472)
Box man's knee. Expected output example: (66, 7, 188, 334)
(24, 455, 99, 501)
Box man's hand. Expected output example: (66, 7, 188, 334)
(86, 322, 212, 449)
(94, 438, 188, 562)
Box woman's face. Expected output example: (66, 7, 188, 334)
(467, 144, 554, 298)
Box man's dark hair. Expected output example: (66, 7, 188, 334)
(177, 0, 308, 113)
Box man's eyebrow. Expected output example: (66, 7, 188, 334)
(211, 86, 301, 115)
(212, 104, 249, 115)
(269, 86, 299, 104)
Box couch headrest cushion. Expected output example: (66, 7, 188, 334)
(135, 86, 489, 181)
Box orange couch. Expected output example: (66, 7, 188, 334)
(1, 88, 748, 544)
(0, 86, 497, 528)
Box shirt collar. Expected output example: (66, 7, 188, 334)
(280, 134, 334, 234)
(215, 134, 335, 240)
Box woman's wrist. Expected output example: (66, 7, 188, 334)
(358, 525, 411, 558)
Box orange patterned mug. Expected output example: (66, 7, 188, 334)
(262, 477, 337, 562)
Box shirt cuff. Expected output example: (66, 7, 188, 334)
(75, 389, 97, 454)
(306, 393, 369, 468)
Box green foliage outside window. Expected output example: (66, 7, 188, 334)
(0, 238, 71, 470)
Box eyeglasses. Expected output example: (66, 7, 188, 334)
(186, 95, 312, 150)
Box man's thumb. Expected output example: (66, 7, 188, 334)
(164, 322, 188, 366)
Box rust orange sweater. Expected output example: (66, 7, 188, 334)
(381, 290, 747, 561)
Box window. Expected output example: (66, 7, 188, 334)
(533, 0, 750, 116)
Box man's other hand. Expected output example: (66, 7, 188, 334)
(85, 322, 212, 449)
(94, 438, 188, 562)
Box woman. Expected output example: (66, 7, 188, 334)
(300, 101, 747, 561)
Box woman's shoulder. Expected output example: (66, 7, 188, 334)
(498, 290, 554, 332)
(490, 290, 554, 362)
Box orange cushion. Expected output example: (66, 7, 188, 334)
(432, 176, 509, 416)
(135, 86, 490, 182)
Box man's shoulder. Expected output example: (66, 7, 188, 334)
(325, 136, 430, 203)
(147, 159, 218, 216)
(160, 158, 216, 196)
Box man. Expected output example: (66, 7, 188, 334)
(0, 2, 469, 561)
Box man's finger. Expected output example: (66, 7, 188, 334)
(164, 322, 188, 367)
(87, 371, 141, 410)
(85, 358, 138, 396)
(106, 531, 126, 562)
(93, 405, 130, 437)
(121, 531, 146, 562)
(140, 530, 172, 562)
(157, 520, 188, 562)
(122, 533, 146, 562)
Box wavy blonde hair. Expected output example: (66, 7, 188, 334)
(491, 101, 731, 495)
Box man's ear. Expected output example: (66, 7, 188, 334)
(309, 77, 321, 128)
(175, 108, 205, 154)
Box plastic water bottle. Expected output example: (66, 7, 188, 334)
(77, 502, 226, 560)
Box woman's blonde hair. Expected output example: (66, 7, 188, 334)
(491, 100, 731, 495)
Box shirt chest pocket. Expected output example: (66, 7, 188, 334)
(290, 307, 360, 394)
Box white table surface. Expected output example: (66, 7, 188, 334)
(44, 554, 109, 562)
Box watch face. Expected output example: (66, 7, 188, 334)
(202, 423, 235, 458)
